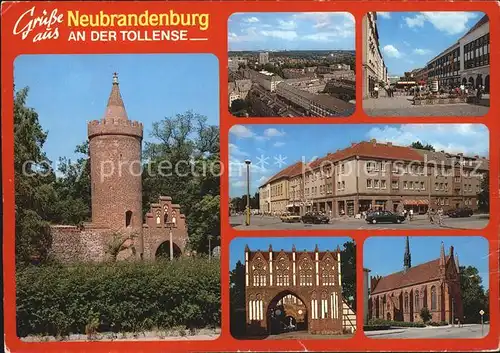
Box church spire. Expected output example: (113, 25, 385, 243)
(403, 236, 411, 271)
(439, 241, 446, 266)
(104, 72, 128, 120)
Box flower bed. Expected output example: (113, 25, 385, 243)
(414, 96, 467, 105)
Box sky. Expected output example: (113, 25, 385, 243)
(376, 11, 485, 76)
(364, 236, 490, 290)
(230, 237, 353, 269)
(228, 124, 489, 197)
(228, 12, 355, 51)
(14, 54, 219, 163)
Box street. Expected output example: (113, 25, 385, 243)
(365, 324, 489, 339)
(230, 214, 488, 230)
(363, 94, 489, 117)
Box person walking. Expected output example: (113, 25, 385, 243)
(428, 208, 435, 224)
(437, 207, 444, 227)
(409, 208, 414, 221)
(374, 85, 379, 99)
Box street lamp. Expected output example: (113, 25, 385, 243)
(451, 297, 455, 327)
(291, 185, 297, 214)
(245, 159, 251, 226)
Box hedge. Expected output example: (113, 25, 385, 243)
(363, 325, 390, 331)
(16, 258, 220, 337)
(368, 318, 426, 328)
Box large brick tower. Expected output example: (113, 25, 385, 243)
(87, 73, 144, 239)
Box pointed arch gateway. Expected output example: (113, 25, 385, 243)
(245, 246, 346, 336)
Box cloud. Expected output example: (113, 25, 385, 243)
(278, 19, 297, 30)
(413, 48, 431, 55)
(382, 44, 402, 58)
(229, 143, 249, 158)
(404, 14, 426, 28)
(261, 30, 298, 41)
(230, 125, 255, 138)
(264, 128, 286, 137)
(273, 141, 286, 148)
(404, 12, 479, 35)
(377, 12, 391, 19)
(366, 124, 489, 156)
(403, 40, 410, 46)
(228, 12, 354, 47)
(244, 16, 259, 23)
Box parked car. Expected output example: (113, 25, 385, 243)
(280, 212, 301, 223)
(447, 208, 473, 218)
(365, 210, 406, 224)
(301, 212, 330, 224)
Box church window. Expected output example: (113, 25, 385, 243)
(404, 292, 409, 312)
(252, 258, 267, 286)
(431, 286, 437, 310)
(299, 257, 313, 286)
(155, 210, 161, 225)
(275, 256, 289, 286)
(163, 205, 169, 224)
(415, 290, 420, 311)
(125, 210, 132, 227)
(321, 258, 335, 286)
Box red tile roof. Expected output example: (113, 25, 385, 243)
(264, 161, 304, 186)
(371, 256, 450, 294)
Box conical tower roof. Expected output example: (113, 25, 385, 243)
(104, 72, 128, 120)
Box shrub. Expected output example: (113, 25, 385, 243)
(368, 318, 425, 328)
(420, 307, 432, 323)
(16, 258, 220, 337)
(428, 321, 448, 326)
(363, 324, 390, 331)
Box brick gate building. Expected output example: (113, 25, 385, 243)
(50, 73, 189, 263)
(245, 244, 355, 335)
(368, 237, 463, 324)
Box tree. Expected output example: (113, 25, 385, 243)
(460, 265, 488, 323)
(53, 141, 91, 225)
(230, 260, 246, 336)
(420, 307, 432, 323)
(14, 86, 57, 267)
(478, 172, 489, 212)
(142, 111, 220, 253)
(410, 141, 435, 151)
(230, 99, 248, 116)
(341, 240, 356, 310)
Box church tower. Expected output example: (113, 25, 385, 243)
(88, 73, 144, 238)
(403, 236, 411, 271)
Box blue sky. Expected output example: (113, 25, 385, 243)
(364, 236, 490, 290)
(376, 11, 485, 76)
(230, 237, 353, 269)
(13, 54, 219, 163)
(228, 12, 355, 51)
(229, 124, 489, 197)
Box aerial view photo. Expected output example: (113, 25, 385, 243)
(362, 12, 490, 117)
(228, 12, 356, 117)
(229, 124, 490, 230)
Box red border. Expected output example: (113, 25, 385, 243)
(2, 1, 499, 352)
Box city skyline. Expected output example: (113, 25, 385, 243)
(230, 237, 353, 269)
(376, 11, 485, 76)
(364, 236, 489, 290)
(229, 124, 489, 197)
(14, 54, 220, 163)
(228, 12, 355, 51)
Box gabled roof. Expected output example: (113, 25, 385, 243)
(371, 256, 450, 295)
(263, 161, 304, 187)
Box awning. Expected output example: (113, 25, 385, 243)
(403, 199, 430, 206)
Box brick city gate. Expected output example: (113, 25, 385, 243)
(245, 244, 344, 335)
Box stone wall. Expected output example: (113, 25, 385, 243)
(50, 225, 109, 263)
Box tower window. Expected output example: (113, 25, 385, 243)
(125, 210, 132, 227)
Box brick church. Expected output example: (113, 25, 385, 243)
(245, 244, 356, 335)
(368, 237, 463, 324)
(49, 73, 189, 263)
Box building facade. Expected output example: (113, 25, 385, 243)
(259, 52, 269, 65)
(368, 237, 463, 324)
(425, 15, 489, 92)
(245, 244, 355, 335)
(362, 12, 386, 98)
(258, 139, 488, 217)
(50, 74, 189, 263)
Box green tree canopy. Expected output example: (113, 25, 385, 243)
(460, 265, 488, 323)
(410, 141, 435, 151)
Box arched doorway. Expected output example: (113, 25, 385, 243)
(462, 78, 467, 86)
(468, 77, 474, 86)
(387, 312, 392, 321)
(267, 291, 308, 335)
(476, 75, 483, 88)
(484, 75, 490, 93)
(155, 241, 182, 259)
